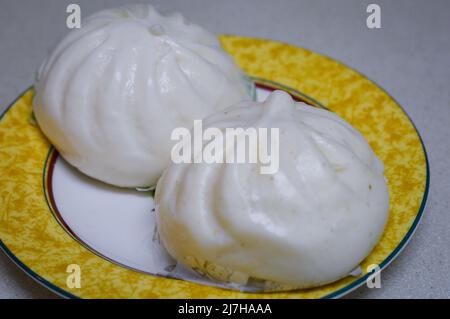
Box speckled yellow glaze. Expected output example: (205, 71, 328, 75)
(0, 36, 428, 299)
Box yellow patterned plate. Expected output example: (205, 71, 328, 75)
(0, 36, 429, 299)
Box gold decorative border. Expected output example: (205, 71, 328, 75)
(0, 36, 428, 298)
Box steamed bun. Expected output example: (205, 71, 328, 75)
(155, 91, 389, 289)
(33, 4, 251, 187)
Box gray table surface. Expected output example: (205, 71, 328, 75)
(0, 0, 449, 299)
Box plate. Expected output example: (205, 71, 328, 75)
(0, 36, 429, 299)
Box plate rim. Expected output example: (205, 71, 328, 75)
(0, 86, 78, 299)
(0, 37, 430, 299)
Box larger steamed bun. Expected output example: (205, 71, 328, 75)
(155, 90, 389, 289)
(33, 4, 251, 187)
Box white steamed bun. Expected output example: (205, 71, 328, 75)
(33, 4, 251, 187)
(155, 90, 389, 289)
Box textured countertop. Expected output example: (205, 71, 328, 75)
(1, 0, 449, 299)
